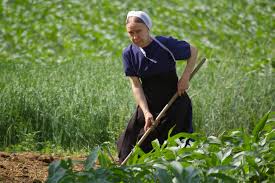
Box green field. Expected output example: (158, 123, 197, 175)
(0, 0, 273, 153)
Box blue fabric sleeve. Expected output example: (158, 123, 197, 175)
(166, 36, 191, 60)
(122, 50, 137, 76)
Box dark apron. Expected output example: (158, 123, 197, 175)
(117, 71, 193, 163)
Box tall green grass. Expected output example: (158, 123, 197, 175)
(0, 59, 133, 149)
(0, 0, 273, 149)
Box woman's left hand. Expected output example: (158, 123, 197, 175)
(177, 76, 189, 96)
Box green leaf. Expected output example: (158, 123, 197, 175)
(137, 150, 155, 164)
(151, 138, 161, 151)
(182, 166, 201, 183)
(207, 136, 222, 145)
(155, 167, 173, 183)
(246, 155, 259, 173)
(229, 130, 242, 137)
(263, 113, 275, 133)
(59, 175, 75, 183)
(241, 128, 251, 151)
(60, 159, 73, 170)
(207, 165, 235, 174)
(167, 125, 176, 139)
(216, 147, 232, 165)
(48, 160, 61, 178)
(232, 151, 247, 167)
(46, 160, 67, 183)
(128, 146, 145, 165)
(84, 146, 100, 171)
(263, 121, 275, 133)
(208, 173, 237, 183)
(266, 129, 275, 141)
(253, 111, 270, 142)
(163, 150, 176, 160)
(169, 161, 184, 182)
(98, 150, 112, 168)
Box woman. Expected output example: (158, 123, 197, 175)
(117, 11, 198, 163)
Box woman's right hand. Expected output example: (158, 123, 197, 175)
(144, 111, 154, 132)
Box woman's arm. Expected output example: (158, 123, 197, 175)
(178, 45, 198, 96)
(129, 76, 154, 131)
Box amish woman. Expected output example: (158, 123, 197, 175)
(117, 11, 198, 163)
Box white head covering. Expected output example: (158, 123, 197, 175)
(126, 11, 152, 30)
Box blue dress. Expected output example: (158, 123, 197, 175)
(117, 36, 193, 163)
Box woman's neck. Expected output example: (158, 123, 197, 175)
(141, 36, 153, 48)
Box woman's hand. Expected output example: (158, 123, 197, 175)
(177, 75, 189, 96)
(144, 111, 154, 131)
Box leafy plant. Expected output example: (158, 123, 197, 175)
(47, 111, 275, 182)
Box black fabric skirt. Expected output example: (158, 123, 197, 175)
(117, 71, 193, 163)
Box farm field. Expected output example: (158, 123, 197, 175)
(0, 151, 86, 182)
(0, 0, 274, 182)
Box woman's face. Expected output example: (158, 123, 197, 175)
(126, 20, 151, 47)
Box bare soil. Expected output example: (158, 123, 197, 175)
(0, 152, 85, 183)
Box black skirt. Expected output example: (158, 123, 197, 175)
(117, 71, 193, 163)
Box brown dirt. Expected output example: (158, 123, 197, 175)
(0, 152, 85, 183)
